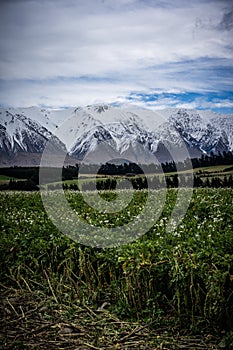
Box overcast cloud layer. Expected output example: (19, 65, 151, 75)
(0, 0, 233, 112)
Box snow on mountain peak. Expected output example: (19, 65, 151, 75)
(86, 104, 111, 114)
(0, 104, 232, 166)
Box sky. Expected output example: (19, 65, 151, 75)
(0, 0, 233, 113)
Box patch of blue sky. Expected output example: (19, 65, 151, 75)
(126, 90, 233, 113)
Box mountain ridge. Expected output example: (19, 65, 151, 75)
(0, 105, 232, 166)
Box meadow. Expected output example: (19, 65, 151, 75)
(0, 188, 233, 349)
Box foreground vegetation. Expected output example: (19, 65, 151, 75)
(0, 188, 233, 349)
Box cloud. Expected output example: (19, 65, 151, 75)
(0, 76, 136, 108)
(218, 9, 233, 31)
(0, 0, 232, 111)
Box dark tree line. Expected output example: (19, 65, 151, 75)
(0, 151, 232, 181)
(0, 151, 233, 191)
(79, 151, 233, 175)
(0, 167, 39, 182)
(97, 162, 144, 175)
(3, 172, 232, 192)
(192, 151, 233, 168)
(59, 174, 233, 192)
(7, 179, 39, 191)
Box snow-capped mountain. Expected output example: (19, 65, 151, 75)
(168, 109, 230, 155)
(0, 104, 232, 166)
(0, 108, 66, 166)
(55, 104, 233, 163)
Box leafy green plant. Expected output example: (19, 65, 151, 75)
(0, 188, 232, 334)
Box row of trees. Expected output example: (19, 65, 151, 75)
(0, 150, 232, 191)
(0, 150, 233, 180)
(0, 179, 39, 191)
(0, 174, 233, 191)
(60, 174, 233, 192)
(3, 173, 232, 192)
(81, 151, 233, 175)
(192, 151, 233, 168)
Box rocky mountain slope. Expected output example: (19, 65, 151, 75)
(0, 105, 232, 166)
(0, 108, 66, 166)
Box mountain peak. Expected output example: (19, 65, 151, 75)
(0, 105, 232, 166)
(86, 104, 111, 114)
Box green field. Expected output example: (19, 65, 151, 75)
(0, 175, 13, 180)
(0, 188, 233, 349)
(0, 175, 26, 185)
(0, 175, 17, 183)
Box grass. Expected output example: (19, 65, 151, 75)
(0, 175, 13, 180)
(0, 188, 233, 349)
(0, 175, 26, 185)
(0, 175, 16, 184)
(194, 164, 233, 172)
